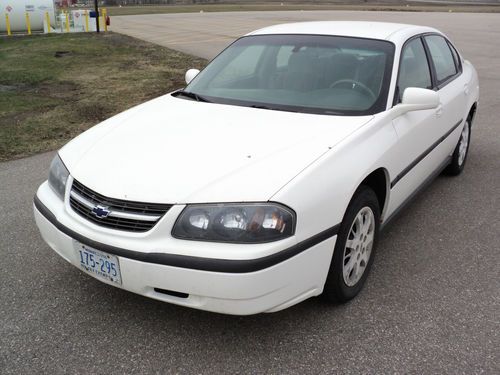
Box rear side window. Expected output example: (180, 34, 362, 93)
(397, 38, 432, 102)
(424, 35, 458, 84)
(448, 42, 462, 72)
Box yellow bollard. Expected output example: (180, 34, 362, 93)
(25, 12, 32, 35)
(5, 13, 11, 36)
(84, 10, 89, 32)
(45, 11, 50, 33)
(102, 8, 108, 32)
(65, 11, 70, 33)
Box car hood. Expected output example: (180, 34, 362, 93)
(60, 95, 373, 204)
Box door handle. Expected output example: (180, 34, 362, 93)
(435, 104, 443, 118)
(464, 84, 470, 96)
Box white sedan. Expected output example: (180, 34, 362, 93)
(34, 21, 479, 315)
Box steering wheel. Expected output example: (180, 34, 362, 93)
(329, 79, 376, 101)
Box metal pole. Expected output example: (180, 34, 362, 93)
(45, 11, 51, 34)
(26, 12, 32, 35)
(5, 13, 11, 36)
(94, 0, 99, 33)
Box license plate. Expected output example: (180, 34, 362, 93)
(74, 241, 122, 285)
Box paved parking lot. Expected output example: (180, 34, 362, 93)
(111, 10, 500, 59)
(1, 10, 499, 374)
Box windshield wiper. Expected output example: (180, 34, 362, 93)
(173, 90, 211, 103)
(249, 104, 273, 110)
(249, 104, 298, 113)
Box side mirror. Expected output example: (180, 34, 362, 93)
(185, 69, 200, 85)
(391, 87, 440, 118)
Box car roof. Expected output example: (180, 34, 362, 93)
(247, 21, 439, 43)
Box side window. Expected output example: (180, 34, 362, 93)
(425, 35, 458, 84)
(397, 38, 432, 102)
(448, 41, 462, 72)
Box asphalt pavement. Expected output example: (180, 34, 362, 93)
(1, 10, 499, 374)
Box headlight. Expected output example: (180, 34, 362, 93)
(172, 203, 295, 243)
(48, 154, 69, 200)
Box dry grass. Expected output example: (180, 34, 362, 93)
(106, 3, 500, 16)
(0, 32, 206, 161)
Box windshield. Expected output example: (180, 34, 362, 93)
(181, 34, 395, 116)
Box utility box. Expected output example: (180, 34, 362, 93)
(72, 9, 86, 32)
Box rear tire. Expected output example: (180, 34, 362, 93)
(444, 119, 471, 176)
(322, 186, 380, 303)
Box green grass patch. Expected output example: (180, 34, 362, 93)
(0, 33, 206, 162)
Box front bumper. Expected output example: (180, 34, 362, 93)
(33, 181, 337, 315)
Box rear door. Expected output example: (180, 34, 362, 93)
(423, 34, 468, 157)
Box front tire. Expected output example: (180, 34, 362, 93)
(444, 119, 471, 176)
(322, 186, 380, 303)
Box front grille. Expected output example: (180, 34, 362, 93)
(69, 179, 172, 232)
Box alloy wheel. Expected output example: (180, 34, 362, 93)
(458, 122, 470, 166)
(342, 206, 375, 287)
